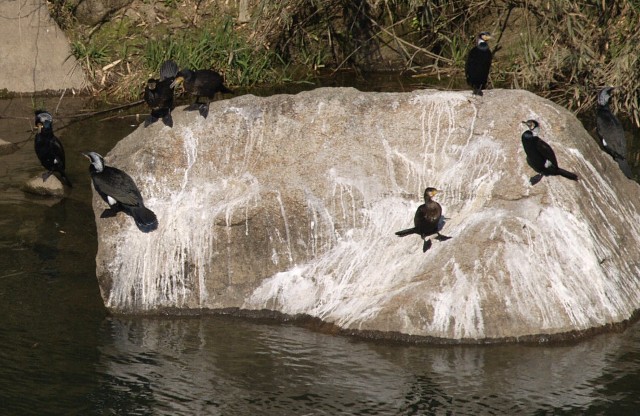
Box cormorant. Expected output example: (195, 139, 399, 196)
(465, 32, 492, 96)
(82, 151, 158, 232)
(521, 120, 578, 185)
(170, 68, 233, 118)
(34, 110, 72, 187)
(596, 86, 632, 178)
(395, 187, 451, 252)
(144, 60, 179, 127)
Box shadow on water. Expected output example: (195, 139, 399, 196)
(1, 78, 640, 414)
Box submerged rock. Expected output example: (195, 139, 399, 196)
(22, 175, 64, 198)
(91, 87, 640, 343)
(0, 139, 18, 156)
(23, 175, 65, 197)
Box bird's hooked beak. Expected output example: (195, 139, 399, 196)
(169, 76, 184, 89)
(480, 33, 492, 41)
(80, 151, 91, 160)
(428, 189, 439, 198)
(35, 123, 43, 133)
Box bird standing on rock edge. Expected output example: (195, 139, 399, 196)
(596, 86, 633, 178)
(82, 151, 158, 233)
(170, 68, 233, 119)
(34, 110, 72, 187)
(465, 32, 492, 96)
(395, 187, 452, 252)
(144, 60, 179, 128)
(521, 119, 579, 185)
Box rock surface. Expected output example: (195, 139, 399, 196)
(91, 87, 640, 343)
(75, 0, 130, 26)
(23, 174, 65, 197)
(0, 0, 86, 93)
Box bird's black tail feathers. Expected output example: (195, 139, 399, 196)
(616, 158, 634, 179)
(131, 206, 158, 233)
(395, 228, 417, 237)
(159, 60, 179, 81)
(162, 113, 173, 128)
(557, 168, 578, 181)
(198, 103, 210, 119)
(220, 85, 234, 95)
(59, 171, 73, 188)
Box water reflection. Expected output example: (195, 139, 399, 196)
(96, 317, 411, 415)
(91, 316, 640, 415)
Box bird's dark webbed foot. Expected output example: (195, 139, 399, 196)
(473, 88, 483, 96)
(436, 233, 451, 241)
(161, 113, 173, 127)
(422, 239, 433, 253)
(530, 173, 543, 185)
(144, 115, 158, 127)
(185, 101, 200, 112)
(100, 208, 120, 218)
(616, 158, 633, 179)
(198, 102, 210, 118)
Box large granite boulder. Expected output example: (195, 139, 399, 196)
(91, 87, 640, 343)
(0, 0, 86, 93)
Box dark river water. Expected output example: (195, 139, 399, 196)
(1, 86, 640, 415)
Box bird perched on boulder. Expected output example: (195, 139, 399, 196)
(170, 68, 233, 118)
(395, 187, 451, 252)
(82, 151, 158, 232)
(521, 119, 578, 185)
(34, 110, 72, 187)
(596, 86, 633, 178)
(144, 60, 179, 127)
(465, 32, 492, 96)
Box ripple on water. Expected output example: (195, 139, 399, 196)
(79, 315, 640, 415)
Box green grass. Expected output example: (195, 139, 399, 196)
(60, 0, 640, 125)
(144, 17, 289, 87)
(70, 40, 110, 73)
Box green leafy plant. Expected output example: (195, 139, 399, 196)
(144, 17, 288, 87)
(71, 40, 110, 73)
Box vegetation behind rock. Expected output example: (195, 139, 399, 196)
(47, 0, 640, 125)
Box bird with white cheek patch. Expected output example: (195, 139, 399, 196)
(82, 151, 158, 232)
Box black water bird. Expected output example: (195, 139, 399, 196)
(34, 110, 72, 187)
(395, 187, 452, 252)
(170, 68, 233, 118)
(82, 151, 158, 232)
(465, 32, 492, 96)
(596, 86, 632, 178)
(521, 120, 578, 185)
(144, 60, 179, 127)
